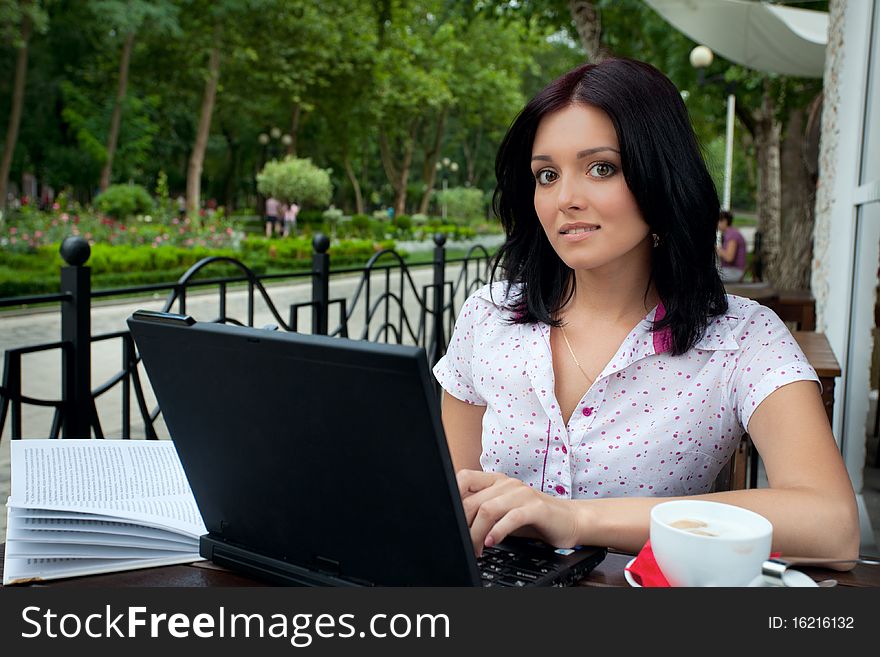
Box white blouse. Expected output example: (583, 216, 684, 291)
(433, 282, 819, 498)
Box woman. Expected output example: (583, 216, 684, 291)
(433, 59, 858, 567)
(716, 210, 747, 282)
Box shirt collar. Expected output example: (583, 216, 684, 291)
(477, 284, 740, 359)
(649, 302, 740, 354)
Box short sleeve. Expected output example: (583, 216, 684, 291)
(729, 305, 820, 431)
(432, 292, 492, 405)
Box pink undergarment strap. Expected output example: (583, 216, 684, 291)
(652, 301, 673, 355)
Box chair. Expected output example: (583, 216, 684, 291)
(766, 290, 816, 332)
(749, 230, 764, 282)
(712, 434, 753, 492)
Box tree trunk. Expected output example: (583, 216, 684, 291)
(186, 27, 222, 221)
(221, 125, 239, 212)
(379, 123, 417, 218)
(462, 126, 482, 187)
(0, 14, 32, 213)
(754, 88, 783, 285)
(567, 0, 605, 61)
(287, 102, 301, 157)
(99, 31, 135, 192)
(418, 109, 448, 215)
(342, 152, 364, 214)
(775, 105, 815, 291)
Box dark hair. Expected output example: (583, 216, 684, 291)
(719, 210, 734, 224)
(491, 58, 727, 356)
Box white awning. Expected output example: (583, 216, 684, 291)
(643, 0, 828, 78)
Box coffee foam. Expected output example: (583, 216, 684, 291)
(666, 517, 754, 539)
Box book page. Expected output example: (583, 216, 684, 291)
(5, 541, 199, 559)
(3, 554, 202, 586)
(7, 522, 197, 552)
(9, 508, 198, 543)
(9, 439, 206, 537)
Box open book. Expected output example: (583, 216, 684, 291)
(3, 439, 206, 585)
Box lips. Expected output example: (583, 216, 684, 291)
(559, 223, 600, 235)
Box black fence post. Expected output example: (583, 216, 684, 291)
(59, 236, 92, 438)
(312, 233, 330, 335)
(431, 233, 447, 368)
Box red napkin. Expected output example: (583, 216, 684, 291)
(625, 542, 781, 587)
(625, 540, 669, 587)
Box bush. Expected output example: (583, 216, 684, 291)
(256, 157, 333, 207)
(351, 214, 370, 231)
(433, 186, 486, 222)
(323, 206, 343, 223)
(297, 209, 325, 225)
(94, 184, 154, 220)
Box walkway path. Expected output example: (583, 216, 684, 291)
(0, 263, 484, 541)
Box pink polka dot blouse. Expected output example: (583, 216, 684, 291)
(433, 282, 819, 498)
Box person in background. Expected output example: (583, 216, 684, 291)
(264, 196, 281, 238)
(716, 210, 746, 282)
(283, 200, 300, 237)
(433, 58, 858, 566)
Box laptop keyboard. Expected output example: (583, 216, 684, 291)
(476, 545, 561, 587)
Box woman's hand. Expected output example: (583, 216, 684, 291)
(456, 469, 582, 556)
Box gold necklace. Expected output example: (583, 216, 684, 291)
(559, 325, 594, 384)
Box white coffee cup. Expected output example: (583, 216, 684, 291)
(650, 500, 773, 587)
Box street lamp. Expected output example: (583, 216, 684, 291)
(259, 127, 290, 163)
(690, 45, 736, 212)
(436, 158, 459, 221)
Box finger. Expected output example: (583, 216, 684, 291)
(484, 503, 543, 550)
(468, 488, 533, 556)
(456, 469, 502, 499)
(460, 476, 519, 527)
(487, 498, 579, 550)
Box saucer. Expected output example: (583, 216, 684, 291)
(748, 569, 819, 588)
(624, 557, 641, 587)
(624, 557, 818, 587)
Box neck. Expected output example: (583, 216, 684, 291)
(564, 248, 659, 325)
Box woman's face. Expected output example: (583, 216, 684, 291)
(530, 103, 651, 273)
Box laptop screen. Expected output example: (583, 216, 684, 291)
(128, 312, 481, 586)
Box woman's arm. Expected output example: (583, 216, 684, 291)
(459, 380, 860, 567)
(716, 238, 738, 264)
(441, 391, 485, 472)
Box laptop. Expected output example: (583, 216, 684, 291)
(127, 310, 606, 587)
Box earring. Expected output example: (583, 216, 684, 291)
(652, 233, 661, 248)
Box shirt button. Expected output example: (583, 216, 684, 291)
(582, 406, 594, 417)
(555, 485, 567, 495)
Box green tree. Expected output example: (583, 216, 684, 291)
(256, 156, 332, 207)
(88, 0, 180, 192)
(374, 0, 455, 217)
(418, 12, 530, 213)
(181, 0, 271, 220)
(0, 0, 48, 212)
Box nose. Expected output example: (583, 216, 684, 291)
(556, 174, 586, 213)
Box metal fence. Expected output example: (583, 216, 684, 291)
(0, 233, 493, 442)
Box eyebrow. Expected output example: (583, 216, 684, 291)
(531, 146, 620, 162)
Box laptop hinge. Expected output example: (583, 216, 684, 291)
(201, 536, 376, 587)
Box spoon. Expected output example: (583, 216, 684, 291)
(817, 579, 838, 587)
(773, 556, 880, 566)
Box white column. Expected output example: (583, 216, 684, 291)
(723, 93, 736, 211)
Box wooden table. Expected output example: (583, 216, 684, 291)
(725, 281, 779, 303)
(725, 283, 817, 332)
(2, 547, 878, 588)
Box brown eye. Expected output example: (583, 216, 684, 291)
(536, 169, 558, 185)
(588, 162, 616, 179)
